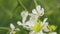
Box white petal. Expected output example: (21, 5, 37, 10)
(42, 22, 48, 26)
(40, 22, 43, 26)
(32, 9, 37, 14)
(21, 11, 28, 17)
(10, 23, 15, 30)
(21, 11, 28, 23)
(44, 27, 50, 32)
(26, 19, 37, 28)
(36, 5, 41, 11)
(45, 22, 48, 26)
(38, 30, 43, 34)
(22, 17, 27, 23)
(36, 5, 44, 16)
(29, 31, 36, 34)
(28, 13, 34, 16)
(27, 15, 38, 27)
(25, 14, 38, 28)
(43, 18, 48, 23)
(41, 8, 44, 12)
(10, 32, 13, 34)
(40, 8, 44, 16)
(41, 18, 48, 26)
(29, 15, 38, 22)
(25, 21, 34, 28)
(17, 21, 22, 25)
(25, 21, 31, 27)
(15, 28, 20, 31)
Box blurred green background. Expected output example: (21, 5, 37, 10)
(0, 0, 60, 34)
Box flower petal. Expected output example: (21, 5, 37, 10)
(10, 32, 13, 34)
(44, 27, 50, 32)
(40, 8, 44, 16)
(43, 18, 48, 23)
(36, 5, 41, 11)
(10, 23, 15, 30)
(32, 9, 37, 14)
(29, 31, 36, 34)
(26, 15, 38, 27)
(15, 28, 20, 31)
(17, 21, 22, 25)
(21, 11, 28, 23)
(49, 32, 57, 34)
(36, 5, 44, 16)
(37, 30, 43, 34)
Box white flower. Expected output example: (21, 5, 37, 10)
(17, 5, 44, 29)
(49, 32, 57, 34)
(25, 14, 38, 28)
(10, 23, 20, 34)
(21, 11, 28, 23)
(32, 5, 44, 16)
(29, 18, 49, 34)
(36, 5, 44, 16)
(10, 23, 15, 34)
(17, 11, 29, 28)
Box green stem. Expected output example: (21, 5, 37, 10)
(0, 27, 10, 30)
(7, 31, 10, 34)
(18, 0, 27, 10)
(0, 27, 10, 34)
(34, 0, 38, 6)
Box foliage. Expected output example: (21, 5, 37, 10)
(0, 0, 60, 34)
